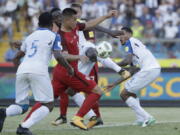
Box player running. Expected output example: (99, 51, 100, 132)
(0, 12, 74, 135)
(106, 27, 161, 127)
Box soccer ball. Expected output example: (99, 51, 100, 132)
(96, 41, 112, 58)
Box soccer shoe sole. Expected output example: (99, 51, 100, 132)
(70, 121, 88, 131)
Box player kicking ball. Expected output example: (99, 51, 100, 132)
(106, 27, 161, 127)
(0, 12, 73, 135)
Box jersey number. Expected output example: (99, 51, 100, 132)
(28, 40, 38, 57)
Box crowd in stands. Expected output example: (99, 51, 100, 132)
(0, 0, 180, 62)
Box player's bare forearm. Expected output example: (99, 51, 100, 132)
(85, 16, 107, 30)
(53, 51, 74, 75)
(54, 51, 72, 68)
(94, 26, 124, 37)
(85, 10, 117, 30)
(118, 54, 133, 67)
(13, 51, 25, 66)
(61, 52, 81, 62)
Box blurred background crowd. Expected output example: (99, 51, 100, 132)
(0, 0, 180, 62)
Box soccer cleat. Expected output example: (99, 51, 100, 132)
(70, 116, 88, 130)
(87, 116, 104, 128)
(51, 115, 67, 126)
(142, 117, 156, 127)
(0, 108, 6, 132)
(95, 117, 104, 126)
(16, 125, 33, 135)
(87, 116, 99, 128)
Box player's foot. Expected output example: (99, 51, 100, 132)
(51, 115, 67, 126)
(95, 117, 104, 126)
(0, 108, 6, 132)
(87, 116, 103, 128)
(16, 125, 33, 135)
(142, 117, 156, 127)
(70, 116, 88, 130)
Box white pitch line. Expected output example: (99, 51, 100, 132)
(2, 121, 180, 133)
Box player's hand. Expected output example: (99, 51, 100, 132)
(67, 67, 74, 76)
(12, 41, 22, 50)
(79, 55, 89, 63)
(103, 84, 115, 93)
(119, 69, 131, 79)
(106, 10, 118, 18)
(109, 30, 124, 38)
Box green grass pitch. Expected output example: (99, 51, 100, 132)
(1, 107, 180, 135)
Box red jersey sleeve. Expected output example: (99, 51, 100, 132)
(77, 23, 86, 31)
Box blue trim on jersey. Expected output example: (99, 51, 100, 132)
(52, 34, 62, 51)
(37, 27, 51, 31)
(125, 40, 133, 54)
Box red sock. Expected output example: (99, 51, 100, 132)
(23, 102, 41, 122)
(59, 92, 69, 116)
(76, 93, 101, 117)
(92, 102, 101, 117)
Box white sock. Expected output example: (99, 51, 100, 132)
(72, 93, 96, 119)
(6, 104, 23, 116)
(135, 98, 144, 122)
(126, 97, 151, 120)
(21, 106, 49, 128)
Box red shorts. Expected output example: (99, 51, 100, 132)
(52, 65, 96, 97)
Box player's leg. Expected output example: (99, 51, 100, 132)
(19, 74, 54, 134)
(67, 88, 96, 119)
(120, 69, 160, 127)
(69, 73, 103, 130)
(0, 74, 30, 133)
(87, 66, 103, 128)
(23, 102, 42, 122)
(51, 79, 68, 126)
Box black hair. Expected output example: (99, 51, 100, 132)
(62, 8, 77, 18)
(71, 3, 82, 9)
(38, 12, 53, 27)
(121, 27, 133, 34)
(50, 7, 61, 14)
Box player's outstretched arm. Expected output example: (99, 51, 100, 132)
(13, 51, 25, 66)
(118, 54, 133, 67)
(94, 25, 124, 38)
(53, 50, 74, 76)
(85, 10, 117, 30)
(61, 52, 89, 63)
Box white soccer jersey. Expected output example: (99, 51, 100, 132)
(17, 28, 62, 75)
(78, 41, 122, 75)
(124, 37, 160, 70)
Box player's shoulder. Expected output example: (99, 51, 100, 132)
(36, 28, 57, 37)
(129, 37, 143, 46)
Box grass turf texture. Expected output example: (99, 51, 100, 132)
(1, 107, 180, 135)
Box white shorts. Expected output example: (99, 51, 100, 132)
(125, 68, 161, 94)
(15, 73, 54, 105)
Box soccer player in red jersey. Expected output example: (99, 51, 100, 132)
(52, 3, 124, 127)
(51, 8, 119, 130)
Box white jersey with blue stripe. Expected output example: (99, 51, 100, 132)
(124, 37, 160, 70)
(17, 28, 62, 75)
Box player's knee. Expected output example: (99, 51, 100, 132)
(18, 104, 29, 114)
(66, 87, 76, 96)
(42, 102, 54, 112)
(120, 89, 137, 102)
(92, 85, 103, 95)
